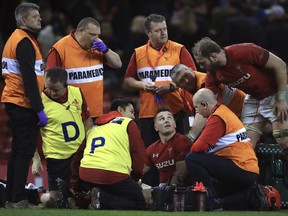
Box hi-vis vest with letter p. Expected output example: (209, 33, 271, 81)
(81, 117, 132, 175)
(41, 86, 85, 159)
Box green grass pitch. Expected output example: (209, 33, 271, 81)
(1, 209, 288, 216)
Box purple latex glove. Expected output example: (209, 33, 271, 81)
(37, 110, 48, 127)
(92, 40, 109, 53)
(154, 93, 164, 104)
(153, 86, 164, 104)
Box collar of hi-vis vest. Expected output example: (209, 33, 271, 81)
(211, 102, 221, 115)
(19, 28, 42, 55)
(44, 88, 68, 103)
(20, 28, 39, 39)
(146, 40, 168, 76)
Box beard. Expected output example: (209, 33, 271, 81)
(209, 61, 221, 73)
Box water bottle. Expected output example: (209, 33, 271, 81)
(193, 182, 206, 211)
(173, 188, 184, 211)
(195, 190, 206, 211)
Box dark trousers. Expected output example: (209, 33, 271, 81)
(82, 177, 146, 210)
(4, 103, 39, 202)
(185, 152, 258, 210)
(46, 156, 73, 191)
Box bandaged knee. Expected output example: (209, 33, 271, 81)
(245, 125, 262, 135)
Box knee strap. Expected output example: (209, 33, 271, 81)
(245, 125, 262, 135)
(273, 129, 288, 138)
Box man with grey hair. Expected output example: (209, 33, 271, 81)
(1, 2, 47, 208)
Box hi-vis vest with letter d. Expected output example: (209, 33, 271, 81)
(1, 29, 44, 108)
(81, 117, 132, 175)
(41, 86, 85, 159)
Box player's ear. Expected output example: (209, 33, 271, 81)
(117, 106, 123, 114)
(154, 124, 159, 132)
(210, 53, 217, 62)
(201, 101, 207, 108)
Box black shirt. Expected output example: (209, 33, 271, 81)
(16, 29, 44, 112)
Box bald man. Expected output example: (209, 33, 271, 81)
(185, 88, 268, 211)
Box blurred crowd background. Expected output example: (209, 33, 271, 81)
(0, 0, 288, 158)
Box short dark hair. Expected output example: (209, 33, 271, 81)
(15, 2, 40, 27)
(76, 17, 100, 30)
(111, 98, 134, 111)
(45, 67, 68, 85)
(144, 14, 166, 31)
(154, 107, 172, 122)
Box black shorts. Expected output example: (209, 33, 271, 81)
(46, 156, 73, 191)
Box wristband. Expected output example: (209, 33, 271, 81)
(277, 91, 286, 101)
(188, 133, 197, 141)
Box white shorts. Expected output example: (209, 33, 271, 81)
(241, 86, 288, 124)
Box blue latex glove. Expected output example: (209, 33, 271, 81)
(37, 110, 48, 127)
(92, 40, 109, 53)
